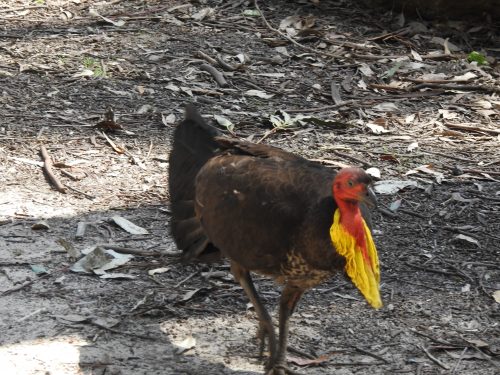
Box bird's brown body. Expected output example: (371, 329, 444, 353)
(169, 105, 381, 374)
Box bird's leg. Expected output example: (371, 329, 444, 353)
(267, 285, 304, 375)
(230, 261, 277, 365)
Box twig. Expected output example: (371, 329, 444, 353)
(199, 64, 228, 87)
(420, 53, 458, 61)
(350, 345, 390, 364)
(393, 278, 447, 291)
(419, 345, 450, 370)
(174, 271, 198, 288)
(421, 149, 471, 162)
(405, 262, 466, 280)
(146, 140, 154, 159)
(308, 158, 347, 168)
(40, 146, 66, 193)
(16, 308, 47, 322)
(369, 83, 406, 92)
(100, 131, 125, 154)
(484, 159, 500, 167)
(256, 128, 278, 144)
(60, 169, 80, 181)
(7, 156, 43, 167)
(215, 55, 238, 71)
(435, 257, 475, 283)
(254, 0, 341, 60)
(98, 244, 164, 257)
(477, 271, 491, 298)
(90, 319, 159, 341)
(287, 345, 316, 360)
(471, 346, 500, 369)
(1, 274, 50, 296)
(410, 328, 458, 347)
(125, 150, 146, 169)
(378, 207, 397, 218)
(330, 291, 360, 301)
(464, 189, 500, 202)
(323, 361, 385, 366)
(406, 77, 475, 84)
(65, 185, 96, 200)
(397, 208, 429, 219)
(194, 50, 217, 65)
(331, 150, 372, 168)
(0, 5, 46, 13)
(450, 348, 467, 374)
(286, 100, 357, 114)
(411, 82, 500, 94)
(445, 123, 500, 136)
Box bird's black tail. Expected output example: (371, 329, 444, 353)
(168, 105, 221, 261)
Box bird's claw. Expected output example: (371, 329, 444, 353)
(266, 364, 301, 375)
(256, 320, 276, 360)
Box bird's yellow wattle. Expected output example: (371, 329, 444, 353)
(330, 209, 382, 309)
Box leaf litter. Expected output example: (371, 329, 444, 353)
(0, 1, 498, 374)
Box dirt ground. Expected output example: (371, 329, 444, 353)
(0, 1, 499, 374)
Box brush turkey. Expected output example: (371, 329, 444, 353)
(168, 105, 382, 374)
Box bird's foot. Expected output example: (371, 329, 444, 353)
(265, 364, 301, 375)
(256, 320, 277, 360)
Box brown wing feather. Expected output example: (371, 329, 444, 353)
(194, 153, 345, 274)
(214, 137, 307, 162)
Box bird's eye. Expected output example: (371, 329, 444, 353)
(347, 180, 354, 187)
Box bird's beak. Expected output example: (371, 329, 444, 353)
(362, 186, 377, 208)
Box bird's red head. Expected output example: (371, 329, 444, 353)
(332, 168, 375, 207)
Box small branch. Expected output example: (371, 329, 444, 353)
(199, 64, 228, 87)
(460, 168, 500, 176)
(215, 55, 238, 71)
(450, 348, 467, 374)
(1, 274, 50, 296)
(90, 319, 159, 341)
(65, 185, 96, 200)
(350, 345, 390, 364)
(405, 262, 467, 280)
(420, 345, 450, 370)
(60, 169, 80, 181)
(286, 100, 356, 114)
(445, 122, 500, 136)
(16, 308, 47, 322)
(40, 146, 66, 193)
(421, 149, 471, 162)
(287, 345, 316, 360)
(330, 150, 372, 168)
(174, 271, 198, 288)
(100, 131, 126, 154)
(410, 329, 457, 346)
(194, 50, 217, 65)
(0, 5, 46, 13)
(98, 244, 164, 257)
(410, 82, 499, 94)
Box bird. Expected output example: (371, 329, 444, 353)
(168, 105, 382, 375)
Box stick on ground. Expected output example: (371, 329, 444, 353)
(40, 146, 66, 193)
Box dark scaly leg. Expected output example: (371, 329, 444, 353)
(230, 261, 278, 366)
(267, 285, 305, 375)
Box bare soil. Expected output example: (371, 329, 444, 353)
(0, 1, 499, 375)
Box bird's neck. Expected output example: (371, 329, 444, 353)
(330, 200, 382, 309)
(336, 200, 367, 255)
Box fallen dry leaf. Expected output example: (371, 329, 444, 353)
(366, 123, 390, 134)
(493, 290, 500, 303)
